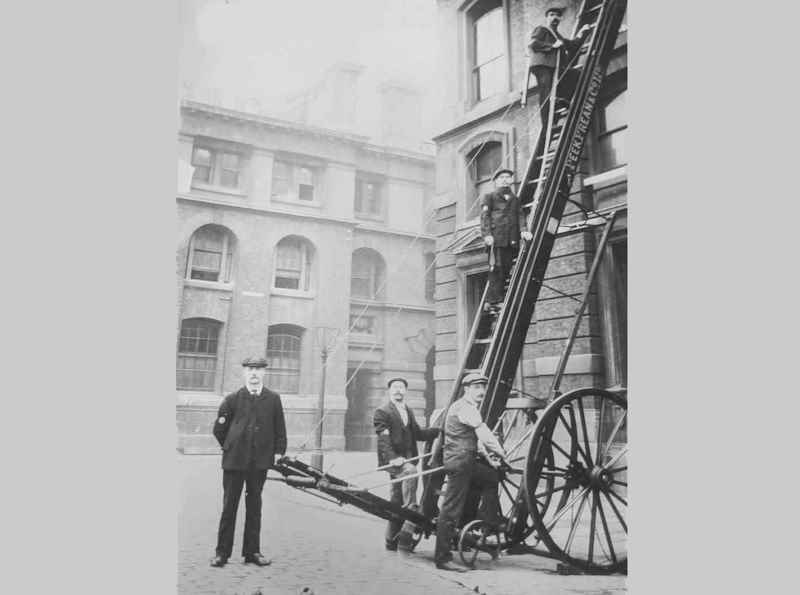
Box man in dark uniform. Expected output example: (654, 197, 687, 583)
(209, 357, 287, 568)
(433, 373, 506, 572)
(481, 168, 533, 313)
(521, 4, 593, 124)
(373, 377, 440, 551)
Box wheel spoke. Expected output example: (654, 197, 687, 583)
(564, 488, 590, 554)
(534, 479, 577, 500)
(595, 493, 618, 564)
(611, 480, 627, 488)
(595, 397, 606, 466)
(606, 486, 627, 508)
(575, 397, 594, 466)
(500, 479, 516, 503)
(587, 489, 599, 564)
(505, 426, 535, 458)
(560, 408, 593, 467)
(544, 487, 590, 533)
(601, 489, 627, 533)
(606, 465, 627, 474)
(602, 446, 628, 471)
(600, 409, 627, 462)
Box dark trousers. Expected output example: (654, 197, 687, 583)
(532, 64, 581, 126)
(385, 461, 418, 546)
(215, 467, 268, 558)
(487, 244, 519, 304)
(434, 461, 501, 563)
(532, 65, 554, 126)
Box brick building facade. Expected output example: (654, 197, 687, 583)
(430, 0, 627, 406)
(176, 69, 436, 453)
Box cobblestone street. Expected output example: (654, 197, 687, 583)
(179, 451, 626, 595)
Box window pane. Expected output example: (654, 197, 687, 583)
(598, 128, 626, 170)
(476, 55, 505, 100)
(177, 319, 220, 390)
(474, 142, 502, 181)
(190, 228, 226, 281)
(298, 184, 314, 201)
(192, 165, 211, 184)
(272, 161, 290, 198)
(219, 169, 239, 188)
(603, 92, 626, 133)
(475, 8, 503, 65)
(297, 167, 313, 186)
(266, 331, 301, 393)
(350, 314, 375, 334)
(219, 153, 239, 170)
(192, 148, 212, 167)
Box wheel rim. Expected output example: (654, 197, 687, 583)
(457, 520, 501, 567)
(524, 388, 627, 573)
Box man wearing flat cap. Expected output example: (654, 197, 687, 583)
(373, 376, 440, 551)
(522, 4, 594, 124)
(433, 373, 506, 571)
(209, 357, 287, 568)
(481, 168, 533, 313)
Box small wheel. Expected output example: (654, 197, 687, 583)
(524, 387, 628, 573)
(457, 519, 501, 568)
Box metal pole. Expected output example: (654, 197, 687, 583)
(310, 347, 328, 471)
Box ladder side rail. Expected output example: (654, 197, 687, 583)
(480, 0, 627, 426)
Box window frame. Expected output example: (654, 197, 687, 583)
(590, 74, 627, 175)
(190, 142, 244, 192)
(354, 175, 386, 221)
(271, 158, 322, 205)
(273, 236, 314, 293)
(465, 0, 508, 105)
(350, 248, 386, 300)
(265, 324, 304, 394)
(185, 225, 234, 284)
(465, 139, 503, 223)
(176, 318, 222, 391)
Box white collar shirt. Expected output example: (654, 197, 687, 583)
(391, 400, 409, 426)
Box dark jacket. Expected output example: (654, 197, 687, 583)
(373, 401, 439, 467)
(212, 386, 287, 471)
(528, 25, 586, 70)
(480, 187, 527, 248)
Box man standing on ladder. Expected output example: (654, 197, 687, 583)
(373, 377, 440, 551)
(521, 4, 593, 124)
(481, 168, 532, 314)
(433, 373, 507, 572)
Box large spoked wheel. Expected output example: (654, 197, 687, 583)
(524, 387, 628, 573)
(457, 519, 501, 568)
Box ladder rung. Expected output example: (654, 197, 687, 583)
(537, 151, 556, 161)
(474, 338, 492, 345)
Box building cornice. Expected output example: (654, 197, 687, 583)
(181, 100, 434, 165)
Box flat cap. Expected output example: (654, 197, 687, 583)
(544, 5, 565, 16)
(492, 168, 514, 181)
(461, 372, 489, 386)
(387, 377, 408, 388)
(241, 356, 268, 368)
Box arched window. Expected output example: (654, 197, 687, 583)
(274, 236, 314, 291)
(469, 0, 505, 102)
(186, 225, 235, 283)
(177, 318, 221, 390)
(595, 89, 627, 172)
(466, 140, 502, 219)
(351, 248, 386, 300)
(265, 324, 304, 394)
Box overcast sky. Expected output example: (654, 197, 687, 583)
(179, 0, 440, 139)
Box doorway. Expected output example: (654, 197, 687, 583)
(345, 367, 374, 451)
